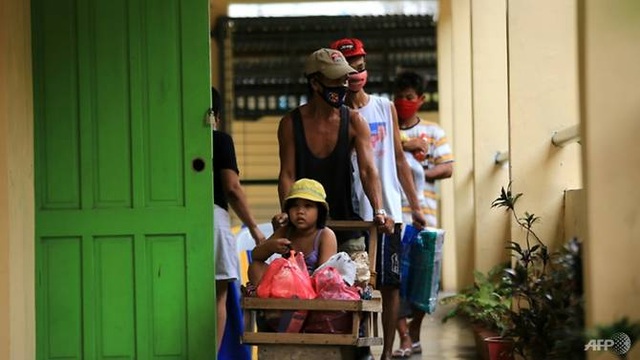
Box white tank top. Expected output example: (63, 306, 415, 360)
(351, 96, 403, 223)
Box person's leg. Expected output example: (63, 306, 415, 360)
(213, 205, 239, 352)
(377, 224, 403, 360)
(397, 317, 412, 349)
(393, 305, 413, 356)
(215, 280, 229, 351)
(380, 285, 400, 359)
(408, 308, 426, 351)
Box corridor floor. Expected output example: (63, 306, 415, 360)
(371, 292, 477, 360)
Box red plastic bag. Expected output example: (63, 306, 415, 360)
(304, 266, 360, 334)
(256, 251, 316, 333)
(256, 251, 316, 299)
(312, 266, 361, 300)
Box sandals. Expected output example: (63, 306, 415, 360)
(391, 347, 412, 358)
(391, 341, 422, 358)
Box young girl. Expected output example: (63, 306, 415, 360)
(248, 178, 337, 284)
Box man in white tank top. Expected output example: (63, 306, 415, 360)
(331, 38, 426, 360)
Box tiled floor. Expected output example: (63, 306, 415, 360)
(371, 292, 478, 360)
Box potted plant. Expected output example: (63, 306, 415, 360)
(442, 184, 586, 359)
(491, 184, 585, 359)
(441, 264, 514, 359)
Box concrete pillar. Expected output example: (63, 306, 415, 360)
(579, 1, 640, 358)
(450, 0, 475, 289)
(470, 0, 510, 273)
(507, 0, 582, 251)
(436, 0, 459, 292)
(0, 0, 35, 358)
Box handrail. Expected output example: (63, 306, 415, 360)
(494, 151, 509, 165)
(551, 124, 580, 147)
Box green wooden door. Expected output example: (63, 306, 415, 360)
(31, 0, 214, 359)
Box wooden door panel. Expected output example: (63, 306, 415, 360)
(33, 0, 213, 358)
(40, 237, 83, 359)
(93, 237, 136, 358)
(35, 0, 80, 210)
(148, 236, 188, 357)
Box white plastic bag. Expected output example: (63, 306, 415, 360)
(313, 252, 357, 286)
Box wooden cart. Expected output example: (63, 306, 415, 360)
(242, 220, 382, 359)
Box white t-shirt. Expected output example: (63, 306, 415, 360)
(351, 95, 403, 223)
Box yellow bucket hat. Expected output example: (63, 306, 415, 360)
(285, 178, 329, 211)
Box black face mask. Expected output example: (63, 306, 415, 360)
(317, 82, 348, 108)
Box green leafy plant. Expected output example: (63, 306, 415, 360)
(441, 264, 513, 335)
(492, 183, 585, 359)
(440, 184, 589, 359)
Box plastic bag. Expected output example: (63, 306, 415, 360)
(312, 266, 360, 300)
(304, 266, 360, 334)
(256, 251, 316, 333)
(256, 251, 316, 299)
(400, 225, 421, 299)
(400, 226, 445, 314)
(313, 252, 357, 286)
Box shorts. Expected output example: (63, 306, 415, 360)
(214, 204, 239, 281)
(375, 223, 402, 288)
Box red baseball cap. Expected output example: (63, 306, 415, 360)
(330, 38, 366, 59)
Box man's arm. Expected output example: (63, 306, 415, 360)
(389, 102, 426, 227)
(221, 169, 265, 244)
(351, 111, 381, 210)
(350, 111, 393, 232)
(277, 114, 296, 209)
(273, 114, 296, 230)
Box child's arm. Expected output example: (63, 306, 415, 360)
(250, 226, 291, 262)
(316, 227, 338, 266)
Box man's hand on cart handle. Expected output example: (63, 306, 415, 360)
(374, 214, 395, 234)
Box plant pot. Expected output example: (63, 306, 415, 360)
(484, 336, 514, 360)
(471, 324, 498, 360)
